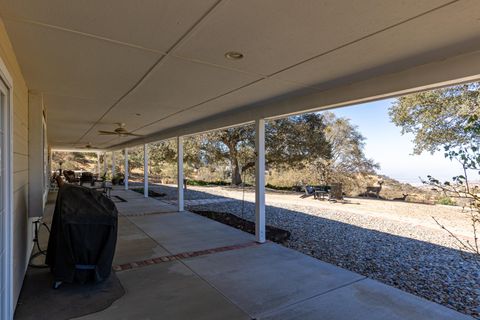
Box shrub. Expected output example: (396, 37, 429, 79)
(186, 179, 229, 186)
(436, 197, 457, 206)
(265, 183, 295, 191)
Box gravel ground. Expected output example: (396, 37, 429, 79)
(131, 183, 480, 318)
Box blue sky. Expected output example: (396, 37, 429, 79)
(328, 99, 468, 185)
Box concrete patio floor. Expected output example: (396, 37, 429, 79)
(35, 188, 476, 319)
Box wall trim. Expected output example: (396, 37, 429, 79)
(0, 53, 14, 320)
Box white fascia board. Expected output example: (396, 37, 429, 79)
(51, 148, 106, 153)
(108, 49, 480, 150)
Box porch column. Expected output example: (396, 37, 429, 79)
(96, 152, 101, 175)
(144, 143, 149, 198)
(124, 148, 129, 190)
(255, 118, 266, 243)
(111, 151, 116, 177)
(103, 152, 107, 175)
(177, 136, 184, 212)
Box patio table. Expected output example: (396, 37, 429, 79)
(314, 190, 328, 200)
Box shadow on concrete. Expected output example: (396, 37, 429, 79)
(14, 191, 125, 320)
(14, 267, 125, 320)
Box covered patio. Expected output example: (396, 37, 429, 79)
(15, 188, 473, 319)
(0, 0, 479, 319)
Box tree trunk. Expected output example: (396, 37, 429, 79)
(231, 157, 242, 185)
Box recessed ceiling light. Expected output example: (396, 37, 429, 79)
(225, 51, 244, 60)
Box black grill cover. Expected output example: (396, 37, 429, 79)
(46, 184, 118, 284)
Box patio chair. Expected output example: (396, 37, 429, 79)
(79, 172, 95, 186)
(63, 170, 78, 183)
(301, 185, 315, 198)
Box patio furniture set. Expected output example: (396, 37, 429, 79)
(54, 170, 113, 198)
(304, 183, 343, 201)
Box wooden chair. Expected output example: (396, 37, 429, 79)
(63, 170, 78, 183)
(79, 172, 95, 186)
(329, 183, 343, 201)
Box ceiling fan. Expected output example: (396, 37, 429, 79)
(75, 142, 100, 149)
(98, 123, 143, 137)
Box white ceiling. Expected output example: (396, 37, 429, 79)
(0, 0, 479, 149)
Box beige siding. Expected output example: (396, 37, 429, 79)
(0, 18, 32, 304)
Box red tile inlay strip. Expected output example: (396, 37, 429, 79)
(112, 241, 260, 272)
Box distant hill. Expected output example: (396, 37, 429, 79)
(364, 174, 436, 203)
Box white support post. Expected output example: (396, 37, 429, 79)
(255, 119, 266, 243)
(177, 136, 184, 212)
(96, 152, 101, 176)
(103, 152, 107, 176)
(111, 151, 116, 178)
(124, 148, 129, 190)
(144, 144, 149, 198)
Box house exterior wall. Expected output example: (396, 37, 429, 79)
(28, 92, 48, 218)
(0, 17, 33, 306)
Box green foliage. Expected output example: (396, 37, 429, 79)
(436, 197, 457, 206)
(266, 113, 331, 168)
(202, 125, 255, 185)
(52, 112, 377, 192)
(265, 183, 294, 191)
(310, 112, 379, 188)
(52, 151, 99, 171)
(389, 82, 480, 154)
(186, 179, 230, 186)
(422, 113, 480, 257)
(198, 112, 375, 185)
(392, 83, 480, 257)
(123, 113, 376, 187)
(101, 172, 108, 181)
(181, 113, 334, 185)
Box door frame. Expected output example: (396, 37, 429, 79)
(0, 56, 13, 320)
